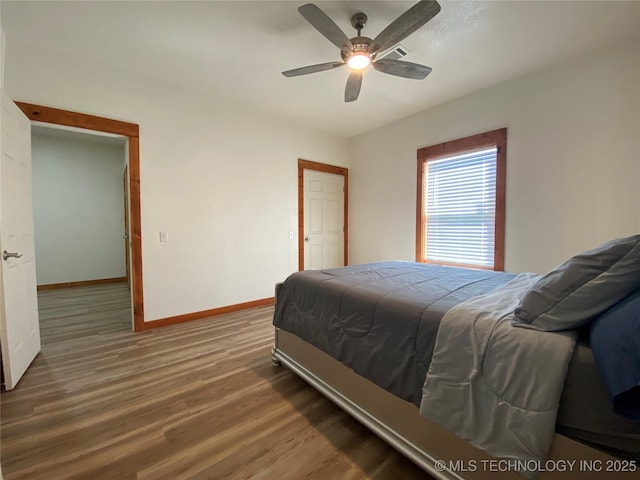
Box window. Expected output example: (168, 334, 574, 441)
(416, 128, 506, 271)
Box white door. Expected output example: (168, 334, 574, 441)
(0, 89, 41, 390)
(303, 169, 345, 270)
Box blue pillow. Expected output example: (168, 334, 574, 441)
(590, 288, 640, 420)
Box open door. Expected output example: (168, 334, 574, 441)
(0, 89, 41, 390)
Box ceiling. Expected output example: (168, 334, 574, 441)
(2, 1, 639, 138)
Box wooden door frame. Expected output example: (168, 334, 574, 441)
(16, 102, 144, 332)
(298, 159, 348, 271)
(123, 165, 131, 288)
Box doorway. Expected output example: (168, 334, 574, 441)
(16, 102, 144, 331)
(298, 159, 348, 271)
(31, 126, 128, 289)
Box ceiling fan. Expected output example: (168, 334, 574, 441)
(282, 1, 441, 103)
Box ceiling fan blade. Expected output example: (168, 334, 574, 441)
(373, 59, 432, 79)
(298, 4, 354, 52)
(369, 0, 441, 55)
(282, 62, 345, 77)
(345, 71, 363, 103)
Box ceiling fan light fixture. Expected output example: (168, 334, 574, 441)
(347, 53, 371, 70)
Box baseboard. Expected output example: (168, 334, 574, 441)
(142, 297, 275, 331)
(37, 277, 128, 291)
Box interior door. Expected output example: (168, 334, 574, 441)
(0, 89, 41, 390)
(303, 169, 345, 270)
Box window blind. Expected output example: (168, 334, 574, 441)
(425, 146, 497, 268)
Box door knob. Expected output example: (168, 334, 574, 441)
(2, 250, 23, 261)
(304, 236, 310, 242)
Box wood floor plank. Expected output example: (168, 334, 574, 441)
(1, 283, 430, 479)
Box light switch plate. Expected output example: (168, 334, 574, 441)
(160, 231, 169, 243)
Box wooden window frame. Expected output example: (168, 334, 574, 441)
(416, 128, 506, 271)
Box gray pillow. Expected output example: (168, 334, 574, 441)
(514, 234, 640, 331)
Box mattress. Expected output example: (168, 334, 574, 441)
(557, 334, 640, 458)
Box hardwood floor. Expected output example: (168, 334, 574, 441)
(1, 284, 429, 480)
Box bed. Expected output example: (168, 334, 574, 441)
(271, 235, 640, 479)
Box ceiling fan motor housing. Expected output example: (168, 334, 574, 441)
(341, 36, 374, 61)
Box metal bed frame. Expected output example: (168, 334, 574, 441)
(272, 326, 636, 480)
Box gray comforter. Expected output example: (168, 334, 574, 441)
(419, 274, 578, 477)
(273, 261, 515, 405)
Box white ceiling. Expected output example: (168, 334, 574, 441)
(2, 1, 639, 138)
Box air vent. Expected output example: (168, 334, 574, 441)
(379, 44, 409, 61)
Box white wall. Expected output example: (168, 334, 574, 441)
(5, 38, 349, 321)
(349, 40, 640, 274)
(1, 28, 5, 90)
(31, 133, 126, 285)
